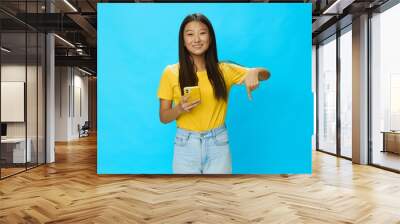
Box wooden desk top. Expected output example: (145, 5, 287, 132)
(381, 131, 400, 134)
(1, 138, 29, 144)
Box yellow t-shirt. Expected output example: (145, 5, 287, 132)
(157, 62, 249, 131)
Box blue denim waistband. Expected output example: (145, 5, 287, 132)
(176, 124, 227, 138)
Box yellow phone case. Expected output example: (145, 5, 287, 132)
(184, 86, 201, 103)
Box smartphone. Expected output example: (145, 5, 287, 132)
(183, 86, 201, 103)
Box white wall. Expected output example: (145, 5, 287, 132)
(70, 72, 89, 139)
(55, 67, 89, 141)
(1, 65, 26, 136)
(1, 65, 40, 137)
(55, 66, 69, 141)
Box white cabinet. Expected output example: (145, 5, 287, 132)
(1, 138, 32, 163)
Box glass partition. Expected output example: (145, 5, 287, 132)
(0, 1, 46, 179)
(27, 30, 38, 169)
(339, 27, 352, 158)
(1, 30, 28, 177)
(38, 32, 45, 165)
(317, 35, 337, 154)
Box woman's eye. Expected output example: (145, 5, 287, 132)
(187, 33, 193, 36)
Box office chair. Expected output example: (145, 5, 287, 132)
(79, 121, 90, 138)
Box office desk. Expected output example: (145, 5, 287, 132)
(381, 131, 400, 154)
(1, 138, 32, 163)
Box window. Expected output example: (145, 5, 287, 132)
(317, 35, 337, 154)
(339, 27, 352, 158)
(371, 2, 400, 171)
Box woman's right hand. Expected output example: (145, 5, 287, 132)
(177, 95, 201, 113)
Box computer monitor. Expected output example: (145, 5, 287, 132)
(1, 123, 7, 137)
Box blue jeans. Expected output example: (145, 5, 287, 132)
(173, 125, 232, 174)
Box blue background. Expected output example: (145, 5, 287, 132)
(98, 3, 312, 174)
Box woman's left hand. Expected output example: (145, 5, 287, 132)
(240, 69, 259, 100)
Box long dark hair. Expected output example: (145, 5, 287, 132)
(178, 13, 227, 101)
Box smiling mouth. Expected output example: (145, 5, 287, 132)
(192, 45, 203, 48)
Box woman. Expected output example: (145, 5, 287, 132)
(157, 13, 270, 174)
